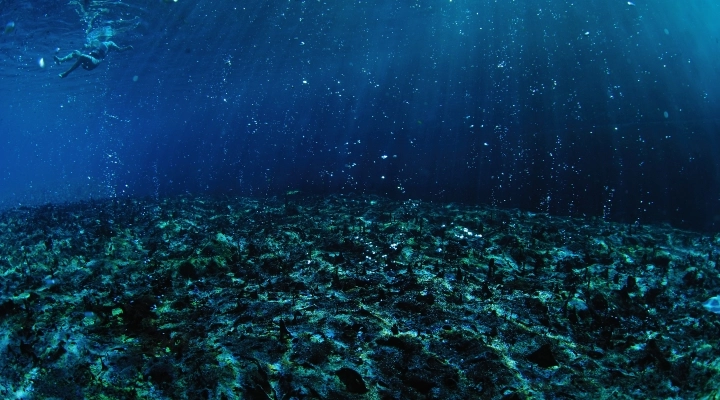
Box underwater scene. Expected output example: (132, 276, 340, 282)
(1, 0, 720, 398)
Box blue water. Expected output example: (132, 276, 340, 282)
(1, 0, 719, 231)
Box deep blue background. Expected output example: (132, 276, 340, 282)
(1, 0, 719, 231)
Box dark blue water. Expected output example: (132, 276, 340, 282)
(1, 0, 719, 231)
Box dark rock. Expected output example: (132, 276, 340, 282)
(527, 343, 559, 368)
(336, 367, 368, 394)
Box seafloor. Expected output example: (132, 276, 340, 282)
(1, 194, 719, 399)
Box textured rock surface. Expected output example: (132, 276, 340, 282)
(0, 194, 718, 399)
